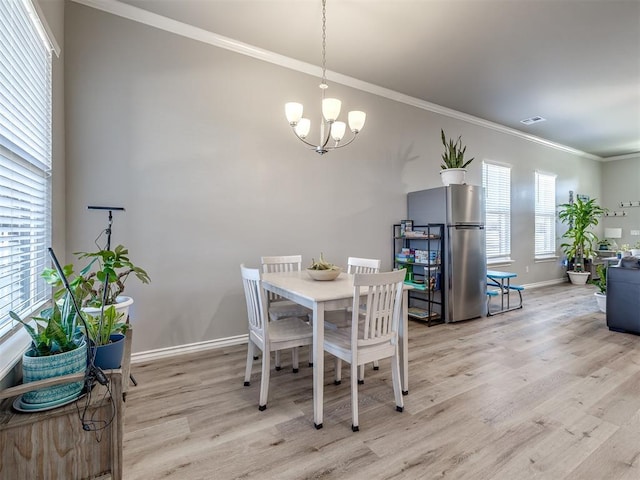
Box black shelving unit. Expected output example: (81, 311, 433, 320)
(393, 223, 445, 326)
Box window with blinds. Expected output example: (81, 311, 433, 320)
(0, 0, 53, 340)
(482, 162, 511, 261)
(535, 171, 557, 258)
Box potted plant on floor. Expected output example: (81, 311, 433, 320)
(9, 290, 87, 408)
(590, 263, 607, 313)
(439, 129, 474, 186)
(558, 196, 606, 284)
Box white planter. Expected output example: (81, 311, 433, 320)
(440, 168, 467, 186)
(83, 295, 134, 321)
(567, 271, 590, 285)
(594, 292, 606, 313)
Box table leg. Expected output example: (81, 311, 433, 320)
(313, 302, 325, 429)
(400, 290, 409, 395)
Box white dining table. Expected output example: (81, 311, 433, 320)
(261, 270, 411, 429)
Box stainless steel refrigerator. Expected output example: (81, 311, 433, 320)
(407, 184, 486, 322)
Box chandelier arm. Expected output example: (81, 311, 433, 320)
(290, 127, 321, 149)
(326, 133, 359, 151)
(319, 120, 335, 151)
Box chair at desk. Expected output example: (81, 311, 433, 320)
(323, 269, 405, 432)
(241, 265, 313, 411)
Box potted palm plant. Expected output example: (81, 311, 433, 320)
(9, 291, 87, 408)
(439, 128, 474, 186)
(558, 196, 606, 284)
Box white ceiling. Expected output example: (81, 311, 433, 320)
(117, 0, 640, 159)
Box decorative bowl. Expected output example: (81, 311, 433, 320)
(306, 267, 341, 281)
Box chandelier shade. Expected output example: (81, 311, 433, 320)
(284, 0, 366, 155)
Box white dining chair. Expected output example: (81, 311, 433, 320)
(261, 255, 313, 369)
(261, 255, 313, 321)
(346, 257, 381, 275)
(241, 264, 313, 411)
(325, 257, 382, 377)
(323, 269, 405, 431)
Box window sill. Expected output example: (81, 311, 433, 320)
(535, 255, 559, 263)
(487, 258, 514, 267)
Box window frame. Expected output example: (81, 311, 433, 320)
(534, 170, 557, 260)
(0, 0, 56, 371)
(482, 161, 512, 264)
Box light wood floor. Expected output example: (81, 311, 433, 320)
(122, 284, 640, 479)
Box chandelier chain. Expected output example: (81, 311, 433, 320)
(320, 0, 327, 88)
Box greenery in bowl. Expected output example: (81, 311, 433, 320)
(440, 129, 474, 169)
(308, 253, 339, 271)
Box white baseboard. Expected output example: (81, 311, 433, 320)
(131, 334, 248, 364)
(521, 277, 568, 290)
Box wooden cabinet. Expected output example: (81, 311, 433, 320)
(0, 329, 132, 479)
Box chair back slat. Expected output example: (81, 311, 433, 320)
(347, 257, 381, 274)
(261, 255, 303, 302)
(261, 255, 303, 273)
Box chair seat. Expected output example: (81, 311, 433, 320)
(268, 300, 312, 321)
(267, 317, 314, 345)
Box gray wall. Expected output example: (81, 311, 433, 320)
(63, 2, 604, 354)
(601, 155, 640, 248)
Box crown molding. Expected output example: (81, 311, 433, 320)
(72, 0, 603, 161)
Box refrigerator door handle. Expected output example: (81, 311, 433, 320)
(454, 224, 485, 230)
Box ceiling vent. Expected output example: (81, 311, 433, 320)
(520, 116, 546, 125)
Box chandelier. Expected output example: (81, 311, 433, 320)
(284, 0, 366, 155)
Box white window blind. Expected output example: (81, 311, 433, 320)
(0, 0, 52, 339)
(482, 162, 511, 260)
(535, 171, 556, 257)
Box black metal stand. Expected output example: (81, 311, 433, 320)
(88, 206, 138, 388)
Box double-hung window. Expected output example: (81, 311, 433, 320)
(482, 161, 511, 262)
(0, 0, 54, 343)
(535, 171, 557, 258)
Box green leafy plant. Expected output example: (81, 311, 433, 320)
(82, 305, 128, 346)
(440, 129, 474, 169)
(308, 252, 339, 271)
(558, 197, 607, 272)
(590, 264, 607, 294)
(9, 291, 83, 356)
(43, 244, 150, 308)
